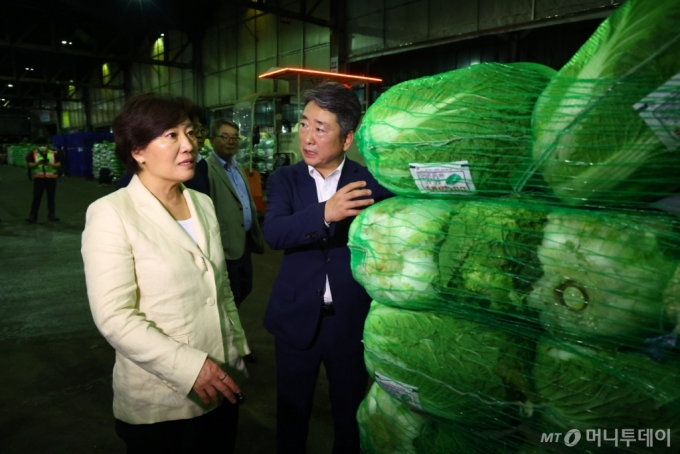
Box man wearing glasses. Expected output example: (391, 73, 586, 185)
(187, 119, 265, 332)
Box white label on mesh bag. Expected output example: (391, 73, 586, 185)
(409, 161, 476, 193)
(634, 72, 680, 151)
(374, 372, 423, 410)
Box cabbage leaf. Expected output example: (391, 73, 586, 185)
(528, 210, 678, 348)
(349, 197, 456, 307)
(530, 0, 680, 206)
(357, 63, 555, 197)
(437, 198, 548, 317)
(533, 338, 680, 440)
(363, 301, 534, 427)
(358, 382, 429, 454)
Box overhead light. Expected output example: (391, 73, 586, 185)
(0, 98, 5, 101)
(69, 41, 73, 45)
(259, 67, 383, 83)
(7, 84, 13, 87)
(160, 33, 164, 37)
(61, 40, 67, 44)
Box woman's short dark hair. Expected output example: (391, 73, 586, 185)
(113, 93, 198, 174)
(188, 104, 207, 126)
(302, 81, 361, 139)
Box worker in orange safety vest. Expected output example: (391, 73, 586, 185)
(25, 137, 61, 223)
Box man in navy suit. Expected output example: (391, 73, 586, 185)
(263, 82, 392, 454)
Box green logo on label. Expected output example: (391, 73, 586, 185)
(446, 173, 462, 185)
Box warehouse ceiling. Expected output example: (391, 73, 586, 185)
(0, 0, 334, 111)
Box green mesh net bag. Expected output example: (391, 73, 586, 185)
(413, 420, 522, 454)
(348, 197, 457, 307)
(350, 197, 680, 346)
(8, 143, 33, 168)
(531, 338, 680, 451)
(363, 301, 535, 428)
(358, 382, 522, 453)
(523, 0, 680, 208)
(354, 1, 680, 451)
(528, 209, 680, 350)
(358, 382, 431, 454)
(360, 301, 680, 453)
(354, 199, 680, 451)
(349, 196, 549, 319)
(355, 62, 555, 198)
(437, 197, 548, 318)
(92, 140, 124, 181)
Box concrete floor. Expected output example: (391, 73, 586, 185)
(0, 164, 334, 453)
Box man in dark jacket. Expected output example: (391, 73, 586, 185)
(263, 82, 392, 454)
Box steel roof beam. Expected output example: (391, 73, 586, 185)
(235, 0, 332, 29)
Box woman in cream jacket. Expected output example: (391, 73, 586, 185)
(82, 93, 249, 453)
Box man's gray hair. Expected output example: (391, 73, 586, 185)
(302, 81, 361, 139)
(210, 118, 240, 138)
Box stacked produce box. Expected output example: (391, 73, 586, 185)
(236, 131, 277, 173)
(7, 143, 33, 167)
(198, 144, 213, 161)
(351, 0, 680, 452)
(92, 140, 124, 182)
(255, 131, 276, 172)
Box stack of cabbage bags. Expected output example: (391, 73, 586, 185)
(8, 143, 33, 167)
(236, 131, 276, 173)
(526, 0, 680, 208)
(254, 131, 276, 172)
(356, 62, 555, 198)
(92, 140, 124, 181)
(235, 134, 251, 169)
(351, 0, 680, 452)
(198, 144, 213, 161)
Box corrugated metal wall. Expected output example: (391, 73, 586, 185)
(346, 0, 621, 61)
(202, 0, 332, 109)
(352, 17, 606, 89)
(63, 0, 624, 127)
(76, 30, 197, 130)
(200, 0, 621, 108)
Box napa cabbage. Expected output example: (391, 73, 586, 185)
(530, 0, 680, 206)
(532, 338, 680, 439)
(528, 210, 679, 348)
(348, 197, 456, 307)
(358, 382, 429, 454)
(359, 382, 518, 453)
(363, 301, 534, 427)
(356, 63, 555, 197)
(437, 198, 548, 316)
